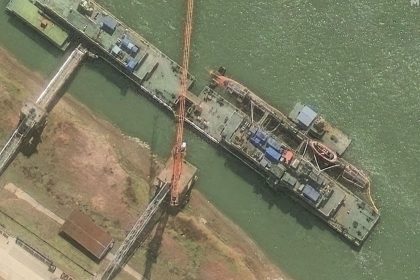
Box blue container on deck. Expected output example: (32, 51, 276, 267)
(265, 147, 282, 163)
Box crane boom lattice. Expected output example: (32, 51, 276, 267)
(171, 0, 194, 206)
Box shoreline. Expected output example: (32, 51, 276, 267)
(0, 47, 292, 279)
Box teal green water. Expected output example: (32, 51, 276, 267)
(1, 1, 420, 279)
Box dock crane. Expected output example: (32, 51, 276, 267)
(170, 0, 194, 206)
(99, 1, 195, 279)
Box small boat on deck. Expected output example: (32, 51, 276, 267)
(309, 140, 338, 163)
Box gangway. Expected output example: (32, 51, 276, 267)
(0, 120, 34, 175)
(36, 45, 88, 111)
(100, 183, 170, 280)
(0, 45, 88, 178)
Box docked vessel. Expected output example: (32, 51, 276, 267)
(5, 0, 379, 246)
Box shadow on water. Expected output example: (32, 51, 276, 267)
(215, 147, 360, 250)
(85, 59, 132, 97)
(6, 15, 62, 59)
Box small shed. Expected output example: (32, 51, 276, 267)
(254, 129, 268, 143)
(111, 45, 121, 56)
(297, 106, 317, 128)
(60, 210, 114, 260)
(126, 58, 139, 72)
(121, 37, 139, 55)
(281, 172, 298, 189)
(267, 137, 281, 152)
(100, 16, 117, 34)
(265, 146, 282, 163)
(302, 184, 321, 203)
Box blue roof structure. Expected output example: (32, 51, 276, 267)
(267, 137, 281, 152)
(126, 58, 139, 72)
(297, 106, 317, 128)
(250, 135, 261, 146)
(100, 16, 117, 34)
(254, 130, 268, 143)
(265, 147, 281, 163)
(131, 45, 139, 55)
(121, 37, 140, 55)
(302, 184, 321, 203)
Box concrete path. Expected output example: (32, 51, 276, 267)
(4, 183, 65, 225)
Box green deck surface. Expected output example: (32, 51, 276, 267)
(6, 0, 69, 49)
(36, 0, 194, 104)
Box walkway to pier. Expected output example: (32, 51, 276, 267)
(100, 183, 170, 280)
(36, 46, 87, 111)
(0, 45, 88, 178)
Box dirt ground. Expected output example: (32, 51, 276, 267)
(0, 47, 290, 280)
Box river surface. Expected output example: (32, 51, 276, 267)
(1, 1, 420, 279)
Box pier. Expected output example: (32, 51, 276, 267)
(0, 45, 88, 177)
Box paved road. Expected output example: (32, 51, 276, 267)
(0, 233, 63, 280)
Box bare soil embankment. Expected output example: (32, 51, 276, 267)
(0, 47, 290, 280)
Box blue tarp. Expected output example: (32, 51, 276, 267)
(265, 147, 281, 163)
(302, 184, 320, 203)
(297, 106, 317, 128)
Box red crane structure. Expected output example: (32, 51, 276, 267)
(170, 0, 194, 206)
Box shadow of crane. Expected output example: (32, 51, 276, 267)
(148, 114, 160, 189)
(142, 207, 169, 279)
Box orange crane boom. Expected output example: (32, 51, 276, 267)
(171, 0, 194, 206)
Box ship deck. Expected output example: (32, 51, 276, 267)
(289, 103, 351, 155)
(189, 87, 246, 142)
(6, 0, 70, 50)
(225, 124, 379, 245)
(36, 0, 194, 104)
